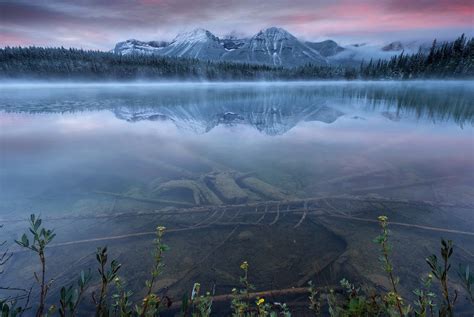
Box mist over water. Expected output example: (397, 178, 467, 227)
(0, 81, 473, 313)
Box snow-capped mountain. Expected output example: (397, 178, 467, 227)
(114, 39, 169, 55)
(305, 40, 345, 57)
(114, 27, 328, 67)
(221, 27, 327, 67)
(113, 26, 433, 67)
(115, 29, 225, 59)
(158, 28, 226, 59)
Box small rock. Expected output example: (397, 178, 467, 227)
(238, 230, 254, 241)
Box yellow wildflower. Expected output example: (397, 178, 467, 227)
(256, 298, 265, 306)
(240, 261, 249, 271)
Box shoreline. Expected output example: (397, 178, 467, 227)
(0, 79, 473, 88)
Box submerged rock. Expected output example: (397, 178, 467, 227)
(237, 230, 254, 241)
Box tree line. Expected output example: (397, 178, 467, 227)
(0, 35, 472, 80)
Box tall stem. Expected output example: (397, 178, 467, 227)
(378, 217, 404, 317)
(140, 227, 165, 317)
(97, 260, 107, 316)
(381, 239, 404, 317)
(442, 258, 453, 317)
(36, 250, 46, 317)
(140, 273, 157, 317)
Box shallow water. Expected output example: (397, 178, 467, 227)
(1, 81, 473, 216)
(0, 81, 473, 313)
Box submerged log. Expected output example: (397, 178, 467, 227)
(153, 180, 222, 205)
(239, 176, 291, 200)
(163, 285, 340, 312)
(205, 172, 248, 204)
(94, 191, 193, 207)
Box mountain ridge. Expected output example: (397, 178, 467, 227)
(114, 26, 432, 67)
(115, 27, 334, 67)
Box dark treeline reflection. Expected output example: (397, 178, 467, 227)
(0, 82, 472, 130)
(337, 82, 474, 127)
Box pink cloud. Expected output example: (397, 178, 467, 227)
(0, 0, 472, 49)
(290, 1, 473, 35)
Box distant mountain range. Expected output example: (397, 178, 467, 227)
(114, 27, 430, 67)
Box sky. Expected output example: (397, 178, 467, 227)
(0, 0, 472, 50)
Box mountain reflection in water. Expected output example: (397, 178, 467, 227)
(0, 81, 472, 133)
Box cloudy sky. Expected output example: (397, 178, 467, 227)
(1, 0, 472, 50)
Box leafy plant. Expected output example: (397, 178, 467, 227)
(457, 264, 473, 303)
(412, 273, 436, 317)
(374, 215, 410, 316)
(230, 261, 292, 317)
(307, 281, 321, 316)
(5, 214, 474, 316)
(111, 276, 133, 317)
(58, 270, 92, 317)
(231, 261, 254, 316)
(0, 299, 25, 317)
(0, 225, 12, 276)
(1, 224, 30, 317)
(426, 239, 457, 317)
(93, 247, 121, 317)
(15, 214, 56, 317)
(136, 226, 170, 317)
(181, 282, 213, 317)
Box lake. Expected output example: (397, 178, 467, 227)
(0, 81, 473, 314)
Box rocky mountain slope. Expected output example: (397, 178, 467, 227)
(220, 27, 327, 67)
(114, 27, 431, 67)
(115, 27, 332, 67)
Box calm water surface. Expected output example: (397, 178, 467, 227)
(1, 81, 472, 216)
(0, 81, 473, 313)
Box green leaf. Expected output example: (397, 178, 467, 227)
(34, 218, 42, 231)
(21, 234, 29, 247)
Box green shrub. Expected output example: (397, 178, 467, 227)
(3, 214, 473, 316)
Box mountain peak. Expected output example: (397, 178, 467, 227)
(382, 41, 404, 52)
(257, 27, 296, 40)
(172, 28, 219, 44)
(260, 26, 291, 34)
